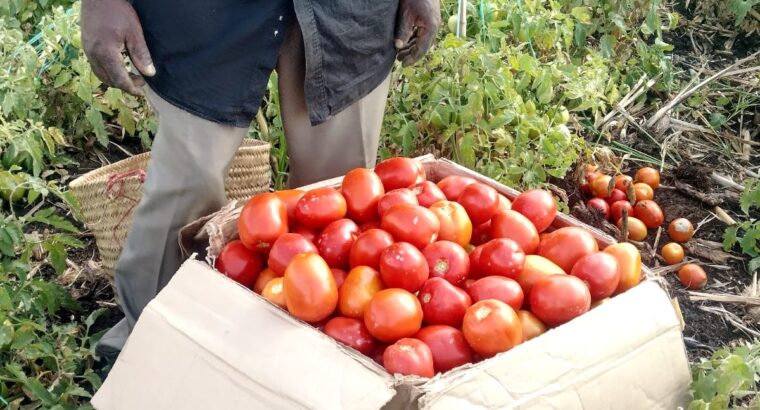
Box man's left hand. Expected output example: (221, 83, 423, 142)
(395, 0, 441, 66)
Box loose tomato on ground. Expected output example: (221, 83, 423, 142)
(267, 233, 318, 276)
(349, 228, 394, 270)
(479, 239, 526, 279)
(316, 219, 360, 269)
(415, 325, 473, 373)
(215, 240, 264, 288)
(262, 277, 287, 309)
(587, 198, 610, 220)
(418, 278, 472, 327)
(323, 317, 376, 355)
(662, 242, 685, 265)
(380, 242, 430, 293)
(614, 175, 633, 192)
(253, 267, 277, 294)
(490, 210, 540, 254)
(538, 227, 598, 273)
(458, 183, 500, 225)
(274, 189, 305, 229)
(516, 255, 566, 303)
(634, 200, 664, 228)
(331, 268, 348, 289)
(530, 275, 591, 327)
(668, 218, 694, 243)
(436, 175, 477, 201)
(511, 189, 557, 232)
(609, 200, 634, 224)
(412, 181, 447, 207)
(467, 276, 524, 311)
(423, 241, 470, 286)
(365, 288, 423, 343)
(381, 204, 440, 249)
(238, 193, 288, 252)
(283, 253, 339, 322)
(606, 188, 627, 205)
(341, 168, 385, 223)
(589, 175, 613, 198)
(635, 167, 660, 189)
(603, 242, 642, 294)
(339, 266, 384, 319)
(374, 157, 426, 191)
(295, 187, 347, 229)
(517, 310, 547, 342)
(428, 200, 472, 247)
(617, 217, 648, 241)
(679, 264, 707, 289)
(383, 338, 434, 378)
(377, 188, 418, 217)
(570, 252, 620, 300)
(633, 182, 654, 202)
(462, 300, 522, 358)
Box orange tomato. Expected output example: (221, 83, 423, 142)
(678, 264, 707, 289)
(633, 182, 654, 202)
(283, 253, 339, 322)
(339, 266, 384, 319)
(515, 255, 566, 301)
(635, 167, 660, 189)
(634, 200, 664, 228)
(462, 300, 522, 358)
(274, 189, 305, 228)
(661, 243, 684, 265)
(364, 288, 423, 343)
(603, 243, 642, 294)
(590, 175, 613, 198)
(429, 200, 473, 247)
(517, 310, 547, 342)
(614, 175, 633, 191)
(262, 277, 287, 309)
(668, 218, 694, 243)
(253, 267, 277, 294)
(617, 216, 648, 241)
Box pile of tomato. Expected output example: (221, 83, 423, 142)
(215, 157, 644, 378)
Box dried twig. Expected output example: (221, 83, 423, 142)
(689, 291, 760, 306)
(713, 206, 737, 226)
(698, 305, 760, 338)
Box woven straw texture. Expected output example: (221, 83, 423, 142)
(69, 138, 270, 274)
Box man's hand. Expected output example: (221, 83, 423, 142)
(394, 0, 441, 67)
(81, 0, 155, 96)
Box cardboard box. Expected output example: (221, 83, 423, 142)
(92, 158, 692, 409)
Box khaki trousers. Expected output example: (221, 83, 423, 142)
(96, 26, 391, 356)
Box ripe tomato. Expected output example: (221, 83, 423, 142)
(468, 245, 485, 279)
(372, 343, 388, 365)
(415, 325, 473, 373)
(538, 227, 598, 273)
(458, 183, 500, 224)
(516, 255, 566, 303)
(511, 189, 557, 232)
(283, 253, 338, 322)
(634, 200, 664, 228)
(377, 188, 418, 217)
(617, 217, 648, 241)
(374, 157, 426, 191)
(349, 229, 394, 270)
(471, 221, 491, 246)
(381, 204, 440, 249)
(323, 317, 376, 355)
(570, 252, 620, 300)
(418, 278, 472, 327)
(678, 264, 707, 289)
(467, 276, 523, 311)
(606, 188, 627, 205)
(614, 175, 633, 192)
(530, 275, 591, 327)
(603, 242, 642, 294)
(437, 175, 477, 201)
(379, 242, 430, 293)
(261, 277, 287, 309)
(332, 268, 348, 289)
(662, 242, 685, 265)
(253, 267, 277, 294)
(498, 195, 512, 212)
(635, 167, 660, 189)
(339, 266, 384, 319)
(215, 240, 264, 288)
(238, 193, 288, 252)
(365, 288, 423, 343)
(517, 310, 546, 342)
(267, 233, 318, 276)
(609, 200, 634, 224)
(479, 239, 526, 279)
(490, 210, 540, 254)
(293, 225, 319, 244)
(316, 219, 360, 269)
(341, 168, 385, 223)
(428, 200, 472, 247)
(383, 338, 434, 378)
(633, 182, 654, 202)
(462, 300, 522, 358)
(274, 189, 305, 229)
(359, 221, 382, 232)
(295, 187, 347, 229)
(412, 181, 447, 207)
(587, 198, 610, 220)
(589, 175, 613, 198)
(668, 218, 694, 243)
(423, 241, 470, 286)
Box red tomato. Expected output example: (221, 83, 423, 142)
(371, 343, 388, 365)
(359, 221, 382, 232)
(418, 278, 472, 327)
(341, 168, 385, 223)
(538, 227, 599, 273)
(274, 190, 305, 229)
(411, 181, 447, 208)
(381, 204, 440, 249)
(380, 242, 430, 293)
(614, 175, 633, 192)
(462, 300, 522, 358)
(511, 189, 557, 232)
(267, 233, 318, 276)
(479, 239, 526, 279)
(570, 252, 620, 300)
(339, 266, 384, 319)
(609, 200, 634, 224)
(323, 317, 376, 355)
(374, 157, 426, 191)
(678, 264, 707, 290)
(587, 198, 610, 220)
(349, 229, 394, 270)
(467, 276, 524, 311)
(606, 188, 627, 205)
(590, 175, 613, 198)
(365, 288, 423, 343)
(468, 244, 486, 279)
(422, 241, 470, 286)
(295, 187, 347, 229)
(283, 253, 339, 322)
(253, 268, 277, 294)
(471, 221, 491, 246)
(428, 200, 472, 247)
(634, 200, 665, 228)
(316, 219, 360, 269)
(215, 240, 264, 288)
(262, 277, 287, 309)
(462, 279, 476, 292)
(436, 175, 477, 201)
(415, 325, 473, 373)
(604, 243, 642, 294)
(515, 255, 566, 304)
(238, 193, 288, 252)
(457, 183, 500, 224)
(383, 338, 434, 378)
(490, 210, 540, 254)
(530, 275, 591, 327)
(498, 195, 512, 212)
(331, 268, 348, 289)
(377, 188, 419, 217)
(293, 225, 319, 243)
(517, 310, 546, 342)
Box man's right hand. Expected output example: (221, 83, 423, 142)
(81, 0, 155, 96)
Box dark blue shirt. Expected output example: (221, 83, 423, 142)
(131, 0, 399, 127)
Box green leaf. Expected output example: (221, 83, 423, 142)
(0, 320, 13, 348)
(724, 226, 739, 251)
(0, 287, 11, 310)
(28, 208, 79, 233)
(571, 7, 592, 24)
(53, 71, 72, 88)
(85, 107, 109, 146)
(44, 241, 67, 274)
(749, 257, 760, 274)
(730, 0, 760, 26)
(23, 377, 57, 406)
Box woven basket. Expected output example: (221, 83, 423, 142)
(69, 138, 270, 274)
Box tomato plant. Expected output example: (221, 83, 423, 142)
(530, 275, 591, 327)
(323, 317, 376, 355)
(268, 233, 318, 276)
(383, 338, 435, 378)
(381, 204, 440, 249)
(339, 266, 384, 319)
(316, 219, 360, 269)
(296, 187, 348, 229)
(511, 189, 556, 232)
(490, 210, 540, 254)
(467, 276, 524, 311)
(342, 168, 385, 223)
(238, 193, 288, 252)
(418, 278, 472, 327)
(462, 300, 522, 358)
(374, 157, 426, 191)
(538, 227, 598, 273)
(429, 200, 472, 247)
(215, 240, 264, 288)
(458, 183, 500, 224)
(349, 228, 395, 270)
(423, 241, 470, 286)
(415, 325, 473, 373)
(283, 253, 339, 322)
(365, 288, 423, 343)
(380, 242, 430, 292)
(570, 252, 620, 300)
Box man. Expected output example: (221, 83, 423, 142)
(82, 0, 440, 356)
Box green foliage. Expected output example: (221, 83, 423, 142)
(1, 0, 76, 28)
(724, 179, 760, 273)
(690, 342, 760, 409)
